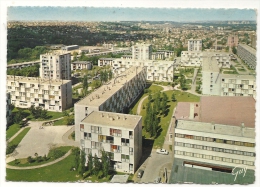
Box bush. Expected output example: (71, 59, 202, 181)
(48, 148, 66, 159)
(6, 144, 18, 155)
(14, 159, 20, 165)
(36, 156, 43, 163)
(27, 156, 34, 163)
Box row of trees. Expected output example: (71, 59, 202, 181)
(72, 148, 111, 179)
(7, 64, 40, 77)
(144, 92, 169, 137)
(29, 105, 48, 119)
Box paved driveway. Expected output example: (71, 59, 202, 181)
(11, 121, 73, 159)
(140, 149, 172, 183)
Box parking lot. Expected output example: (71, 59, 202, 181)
(135, 149, 173, 183)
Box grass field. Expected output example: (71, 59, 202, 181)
(140, 90, 200, 148)
(6, 124, 21, 141)
(8, 127, 31, 146)
(8, 146, 72, 167)
(6, 150, 79, 182)
(131, 84, 164, 114)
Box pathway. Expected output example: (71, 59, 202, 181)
(6, 150, 72, 170)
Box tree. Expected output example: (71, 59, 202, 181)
(148, 94, 152, 102)
(65, 115, 74, 125)
(78, 150, 86, 176)
(73, 147, 80, 171)
(232, 46, 237, 54)
(101, 150, 109, 177)
(171, 93, 176, 102)
(87, 152, 93, 175)
(93, 154, 101, 176)
(144, 102, 151, 132)
(161, 92, 168, 114)
(82, 75, 89, 96)
(63, 110, 69, 117)
(150, 107, 159, 137)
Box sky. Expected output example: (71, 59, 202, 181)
(7, 7, 256, 22)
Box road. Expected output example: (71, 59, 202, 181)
(139, 149, 172, 183)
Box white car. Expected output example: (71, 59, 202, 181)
(156, 149, 169, 155)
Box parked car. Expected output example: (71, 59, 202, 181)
(154, 177, 161, 183)
(137, 169, 144, 178)
(156, 149, 169, 155)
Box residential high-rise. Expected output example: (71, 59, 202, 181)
(188, 39, 202, 51)
(227, 35, 239, 47)
(79, 111, 142, 173)
(237, 44, 256, 70)
(40, 52, 71, 80)
(132, 43, 152, 60)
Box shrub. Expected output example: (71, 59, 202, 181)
(36, 156, 43, 163)
(14, 159, 20, 165)
(27, 156, 34, 163)
(6, 144, 18, 155)
(48, 148, 66, 159)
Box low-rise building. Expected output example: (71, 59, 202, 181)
(181, 51, 231, 68)
(172, 96, 255, 171)
(79, 111, 142, 173)
(71, 61, 92, 70)
(6, 75, 72, 111)
(98, 58, 116, 67)
(237, 44, 256, 70)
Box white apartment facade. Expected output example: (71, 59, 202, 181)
(201, 58, 256, 98)
(132, 43, 152, 60)
(98, 58, 116, 67)
(6, 75, 72, 111)
(71, 61, 92, 70)
(111, 59, 175, 82)
(75, 66, 147, 142)
(201, 58, 221, 95)
(220, 74, 256, 98)
(173, 96, 255, 170)
(237, 44, 256, 70)
(188, 39, 202, 51)
(79, 111, 142, 173)
(40, 52, 71, 80)
(181, 51, 231, 68)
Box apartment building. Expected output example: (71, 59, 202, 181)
(201, 58, 221, 95)
(152, 50, 175, 60)
(237, 44, 256, 70)
(187, 39, 202, 51)
(75, 66, 146, 142)
(173, 96, 255, 170)
(98, 58, 116, 67)
(181, 51, 231, 68)
(227, 35, 239, 47)
(6, 75, 72, 111)
(40, 52, 71, 80)
(111, 59, 175, 82)
(220, 74, 256, 98)
(201, 58, 256, 98)
(71, 61, 92, 70)
(132, 43, 152, 60)
(62, 45, 79, 51)
(79, 111, 142, 173)
(6, 92, 12, 125)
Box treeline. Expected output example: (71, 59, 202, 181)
(7, 64, 40, 77)
(8, 46, 49, 64)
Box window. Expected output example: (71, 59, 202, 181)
(80, 124, 84, 131)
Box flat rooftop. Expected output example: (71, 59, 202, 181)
(200, 96, 255, 128)
(40, 51, 71, 56)
(238, 44, 256, 56)
(72, 61, 91, 64)
(221, 74, 256, 80)
(7, 61, 40, 67)
(81, 111, 142, 129)
(76, 66, 144, 107)
(202, 57, 219, 72)
(175, 96, 255, 128)
(6, 75, 71, 85)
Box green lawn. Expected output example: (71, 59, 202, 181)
(8, 146, 72, 167)
(131, 84, 164, 114)
(30, 110, 64, 121)
(9, 127, 31, 146)
(53, 117, 66, 126)
(140, 90, 200, 148)
(6, 150, 79, 182)
(6, 124, 21, 141)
